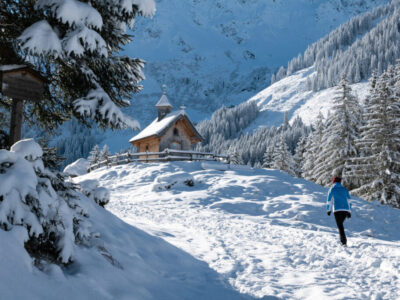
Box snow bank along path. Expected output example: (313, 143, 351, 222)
(77, 162, 400, 299)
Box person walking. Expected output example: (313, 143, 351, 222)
(326, 177, 352, 246)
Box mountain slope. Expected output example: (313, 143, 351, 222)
(125, 0, 390, 126)
(76, 161, 400, 299)
(245, 67, 370, 129)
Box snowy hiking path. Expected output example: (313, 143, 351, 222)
(78, 162, 400, 300)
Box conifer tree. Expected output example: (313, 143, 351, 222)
(229, 146, 244, 165)
(293, 133, 307, 177)
(0, 0, 155, 131)
(262, 146, 275, 169)
(347, 64, 400, 207)
(88, 145, 101, 165)
(312, 76, 361, 187)
(272, 135, 296, 176)
(302, 113, 325, 181)
(0, 139, 91, 264)
(100, 145, 111, 163)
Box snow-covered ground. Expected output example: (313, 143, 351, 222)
(246, 67, 370, 128)
(77, 161, 400, 300)
(0, 166, 249, 300)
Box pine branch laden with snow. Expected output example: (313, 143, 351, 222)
(73, 88, 140, 130)
(78, 179, 110, 207)
(1, 0, 155, 130)
(312, 77, 361, 188)
(0, 139, 92, 264)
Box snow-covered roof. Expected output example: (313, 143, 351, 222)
(0, 65, 27, 72)
(155, 94, 172, 108)
(129, 110, 202, 143)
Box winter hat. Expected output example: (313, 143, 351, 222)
(332, 177, 342, 184)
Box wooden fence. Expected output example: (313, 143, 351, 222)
(88, 149, 230, 172)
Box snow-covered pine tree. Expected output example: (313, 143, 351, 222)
(253, 161, 262, 169)
(0, 139, 92, 264)
(88, 145, 101, 165)
(347, 64, 400, 207)
(262, 146, 275, 169)
(312, 76, 361, 187)
(272, 135, 296, 176)
(0, 0, 155, 131)
(282, 111, 290, 130)
(229, 146, 244, 165)
(100, 144, 111, 163)
(302, 112, 325, 181)
(293, 132, 307, 177)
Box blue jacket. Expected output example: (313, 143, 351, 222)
(326, 183, 352, 213)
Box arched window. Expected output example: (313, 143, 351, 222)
(173, 128, 179, 136)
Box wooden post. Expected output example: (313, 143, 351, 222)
(9, 98, 23, 146)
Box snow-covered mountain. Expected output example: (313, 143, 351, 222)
(125, 0, 390, 126)
(46, 0, 396, 163)
(75, 161, 400, 299)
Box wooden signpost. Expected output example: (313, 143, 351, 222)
(0, 65, 45, 146)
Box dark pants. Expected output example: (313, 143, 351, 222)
(334, 211, 348, 245)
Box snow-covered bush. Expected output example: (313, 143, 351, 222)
(78, 179, 110, 207)
(0, 139, 91, 264)
(153, 172, 195, 191)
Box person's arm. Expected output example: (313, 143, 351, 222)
(326, 188, 333, 215)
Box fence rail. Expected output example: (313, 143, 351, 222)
(88, 149, 229, 172)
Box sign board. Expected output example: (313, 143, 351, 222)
(0, 68, 44, 102)
(0, 65, 46, 146)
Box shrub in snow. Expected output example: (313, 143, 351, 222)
(0, 139, 91, 264)
(153, 172, 195, 191)
(78, 179, 110, 207)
